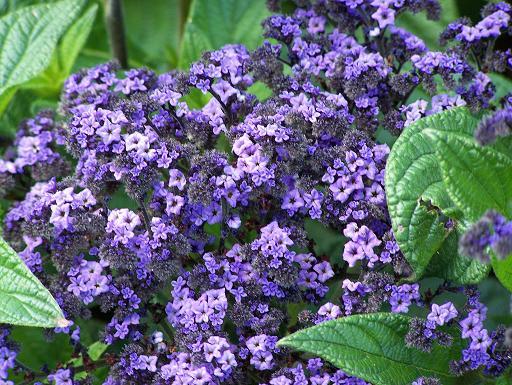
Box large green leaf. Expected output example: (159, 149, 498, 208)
(386, 108, 488, 283)
(386, 111, 462, 279)
(425, 230, 490, 284)
(425, 129, 512, 221)
(0, 237, 67, 327)
(179, 0, 269, 68)
(492, 254, 512, 293)
(58, 4, 98, 76)
(278, 313, 465, 385)
(20, 3, 97, 95)
(0, 0, 85, 112)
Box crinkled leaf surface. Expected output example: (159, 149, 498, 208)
(386, 108, 488, 283)
(0, 237, 66, 327)
(278, 313, 465, 385)
(425, 129, 512, 221)
(422, 111, 512, 288)
(22, 4, 98, 95)
(386, 109, 462, 279)
(0, 0, 84, 110)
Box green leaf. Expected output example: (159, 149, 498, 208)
(425, 129, 512, 221)
(0, 0, 85, 106)
(124, 0, 186, 69)
(489, 73, 512, 105)
(21, 3, 97, 96)
(492, 254, 512, 292)
(386, 112, 460, 279)
(0, 237, 68, 327)
(479, 277, 512, 328)
(88, 341, 108, 361)
(278, 313, 465, 385)
(10, 325, 73, 377)
(425, 231, 490, 284)
(58, 4, 98, 75)
(179, 0, 269, 68)
(386, 108, 489, 282)
(396, 0, 458, 50)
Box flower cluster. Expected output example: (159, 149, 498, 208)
(1, 1, 512, 385)
(452, 289, 511, 377)
(475, 105, 512, 145)
(0, 328, 16, 385)
(405, 291, 512, 378)
(459, 210, 512, 263)
(441, 2, 512, 73)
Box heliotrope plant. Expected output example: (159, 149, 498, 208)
(0, 0, 511, 384)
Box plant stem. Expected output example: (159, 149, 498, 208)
(161, 320, 175, 343)
(105, 0, 128, 68)
(137, 196, 153, 236)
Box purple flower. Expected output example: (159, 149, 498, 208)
(251, 350, 274, 370)
(427, 302, 458, 326)
(372, 6, 395, 29)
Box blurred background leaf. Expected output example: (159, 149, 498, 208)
(179, 0, 269, 68)
(123, 0, 189, 70)
(11, 326, 73, 370)
(396, 0, 458, 50)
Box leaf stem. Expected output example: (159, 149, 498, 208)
(105, 0, 128, 68)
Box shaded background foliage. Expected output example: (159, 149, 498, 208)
(0, 0, 510, 382)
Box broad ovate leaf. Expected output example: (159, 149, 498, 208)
(386, 108, 489, 283)
(0, 0, 85, 111)
(19, 2, 97, 95)
(386, 110, 461, 279)
(0, 237, 68, 327)
(278, 313, 465, 385)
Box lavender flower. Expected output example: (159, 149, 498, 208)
(0, 0, 511, 384)
(459, 210, 512, 262)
